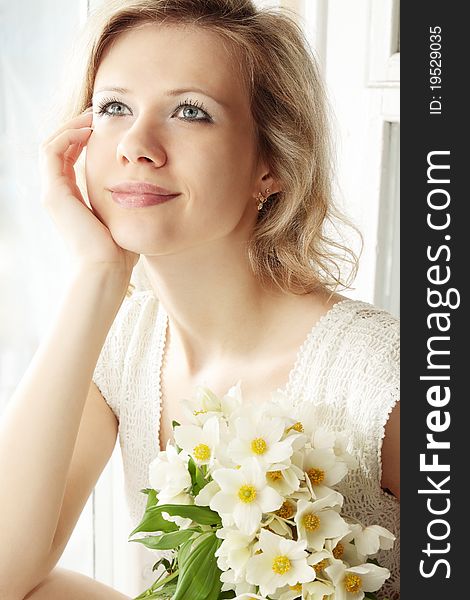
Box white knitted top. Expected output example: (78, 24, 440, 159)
(92, 284, 400, 599)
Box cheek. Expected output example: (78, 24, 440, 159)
(191, 129, 256, 193)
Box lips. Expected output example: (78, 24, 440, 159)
(108, 181, 180, 208)
(109, 181, 178, 195)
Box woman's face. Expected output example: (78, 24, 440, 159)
(86, 22, 268, 256)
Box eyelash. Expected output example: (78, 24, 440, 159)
(95, 96, 213, 122)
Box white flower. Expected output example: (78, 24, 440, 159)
(215, 527, 257, 574)
(303, 580, 336, 599)
(303, 447, 349, 497)
(180, 385, 222, 425)
(245, 529, 314, 597)
(220, 380, 244, 419)
(148, 443, 191, 497)
(180, 380, 244, 426)
(353, 524, 396, 556)
(270, 578, 335, 600)
(269, 391, 318, 441)
(263, 512, 294, 539)
(210, 459, 283, 535)
(331, 431, 358, 469)
(295, 496, 350, 552)
(265, 463, 302, 497)
(325, 561, 391, 600)
(325, 524, 367, 566)
(229, 414, 299, 470)
(307, 548, 334, 575)
(173, 416, 220, 466)
(220, 569, 259, 597)
(194, 479, 220, 507)
(269, 584, 304, 600)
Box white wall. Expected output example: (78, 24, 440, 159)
(281, 0, 400, 314)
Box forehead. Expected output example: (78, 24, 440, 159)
(95, 22, 248, 106)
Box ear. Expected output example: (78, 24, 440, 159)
(259, 172, 282, 195)
(254, 163, 282, 197)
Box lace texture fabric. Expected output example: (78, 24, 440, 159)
(92, 286, 400, 599)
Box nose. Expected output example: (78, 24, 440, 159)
(116, 118, 167, 167)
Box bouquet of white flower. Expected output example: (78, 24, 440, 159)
(129, 382, 395, 600)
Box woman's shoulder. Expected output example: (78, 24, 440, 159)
(302, 296, 400, 381)
(328, 298, 400, 387)
(332, 296, 399, 324)
(329, 297, 399, 348)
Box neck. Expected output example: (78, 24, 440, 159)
(141, 239, 291, 376)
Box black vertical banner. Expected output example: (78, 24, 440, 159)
(401, 3, 466, 598)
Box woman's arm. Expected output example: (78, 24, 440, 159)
(24, 567, 131, 600)
(0, 265, 130, 597)
(381, 401, 400, 500)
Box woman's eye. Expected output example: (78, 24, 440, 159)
(94, 98, 212, 122)
(174, 103, 211, 122)
(96, 101, 128, 117)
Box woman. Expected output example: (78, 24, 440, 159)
(0, 1, 399, 599)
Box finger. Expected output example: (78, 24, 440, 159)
(63, 141, 82, 164)
(42, 109, 94, 146)
(40, 127, 93, 183)
(63, 142, 83, 180)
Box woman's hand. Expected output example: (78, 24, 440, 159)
(38, 108, 139, 274)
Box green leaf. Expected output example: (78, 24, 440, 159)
(178, 535, 196, 568)
(364, 593, 379, 600)
(132, 572, 179, 600)
(134, 581, 178, 599)
(173, 532, 223, 600)
(218, 591, 236, 598)
(129, 507, 178, 537)
(152, 503, 221, 526)
(139, 488, 159, 509)
(151, 557, 172, 574)
(129, 503, 220, 538)
(188, 457, 207, 496)
(130, 528, 199, 550)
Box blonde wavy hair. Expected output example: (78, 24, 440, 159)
(49, 0, 361, 296)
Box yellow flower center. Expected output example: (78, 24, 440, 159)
(272, 555, 291, 575)
(333, 542, 345, 559)
(238, 484, 257, 503)
(287, 421, 304, 433)
(344, 573, 362, 593)
(251, 437, 268, 455)
(267, 470, 283, 481)
(307, 467, 325, 485)
(193, 443, 211, 461)
(193, 408, 208, 415)
(302, 512, 321, 531)
(289, 582, 302, 591)
(276, 500, 295, 519)
(314, 558, 329, 572)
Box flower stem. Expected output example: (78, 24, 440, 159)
(133, 569, 179, 599)
(152, 569, 179, 589)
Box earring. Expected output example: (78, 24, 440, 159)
(256, 187, 272, 211)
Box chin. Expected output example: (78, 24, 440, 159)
(106, 222, 178, 256)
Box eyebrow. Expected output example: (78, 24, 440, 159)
(93, 85, 227, 107)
